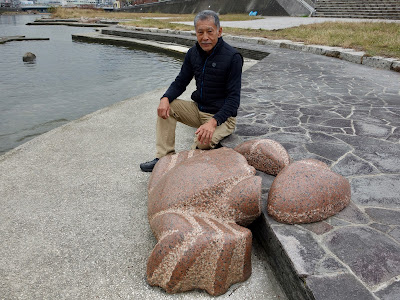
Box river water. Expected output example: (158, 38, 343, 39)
(0, 14, 183, 155)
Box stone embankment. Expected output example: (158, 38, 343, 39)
(0, 35, 49, 44)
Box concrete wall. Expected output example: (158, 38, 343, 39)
(121, 0, 311, 16)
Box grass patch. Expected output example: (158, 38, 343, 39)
(50, 8, 400, 59)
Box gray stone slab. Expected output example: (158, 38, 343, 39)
(365, 208, 400, 226)
(271, 225, 326, 277)
(375, 280, 400, 300)
(304, 142, 352, 161)
(335, 135, 400, 173)
(353, 120, 393, 139)
(315, 256, 347, 275)
(307, 273, 376, 300)
(351, 175, 400, 208)
(388, 226, 400, 244)
(331, 202, 370, 225)
(331, 153, 380, 177)
(324, 226, 400, 287)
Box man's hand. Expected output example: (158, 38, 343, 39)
(158, 97, 170, 119)
(195, 118, 218, 146)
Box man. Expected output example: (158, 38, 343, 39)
(140, 10, 243, 172)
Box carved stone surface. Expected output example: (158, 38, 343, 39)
(234, 139, 291, 175)
(267, 159, 351, 224)
(147, 148, 262, 296)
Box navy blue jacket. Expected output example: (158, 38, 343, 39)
(162, 37, 243, 125)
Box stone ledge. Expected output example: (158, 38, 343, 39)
(118, 26, 399, 73)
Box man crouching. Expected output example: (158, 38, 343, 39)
(140, 10, 243, 172)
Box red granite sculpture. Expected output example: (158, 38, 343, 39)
(234, 139, 291, 175)
(267, 159, 351, 224)
(147, 148, 262, 296)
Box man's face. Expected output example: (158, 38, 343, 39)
(195, 18, 222, 54)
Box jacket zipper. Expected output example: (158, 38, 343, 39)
(200, 47, 217, 104)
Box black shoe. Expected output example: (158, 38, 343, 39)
(140, 158, 159, 172)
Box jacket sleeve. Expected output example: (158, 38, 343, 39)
(162, 49, 195, 102)
(212, 53, 243, 125)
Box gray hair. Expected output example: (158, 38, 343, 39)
(194, 10, 220, 30)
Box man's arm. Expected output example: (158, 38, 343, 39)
(162, 49, 194, 104)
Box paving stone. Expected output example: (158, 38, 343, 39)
(262, 113, 300, 127)
(305, 142, 352, 161)
(334, 201, 370, 224)
(282, 126, 307, 134)
(335, 135, 400, 173)
(309, 132, 344, 144)
(351, 175, 400, 208)
(272, 225, 325, 277)
(320, 118, 352, 128)
(304, 124, 345, 134)
(386, 130, 400, 143)
(234, 124, 271, 136)
(365, 208, 400, 226)
(324, 226, 400, 287)
(331, 153, 379, 177)
(327, 217, 352, 227)
(375, 280, 400, 300)
(307, 273, 376, 300)
(331, 107, 353, 118)
(315, 256, 347, 275)
(353, 121, 392, 139)
(388, 226, 400, 244)
(369, 223, 391, 234)
(300, 221, 333, 235)
(257, 133, 310, 147)
(370, 108, 400, 127)
(285, 145, 333, 165)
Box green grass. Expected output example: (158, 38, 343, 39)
(50, 8, 400, 59)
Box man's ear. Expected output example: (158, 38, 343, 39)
(218, 27, 223, 37)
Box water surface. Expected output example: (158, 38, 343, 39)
(0, 14, 183, 154)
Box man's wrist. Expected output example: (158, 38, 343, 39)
(211, 118, 219, 127)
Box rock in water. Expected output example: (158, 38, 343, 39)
(147, 148, 262, 296)
(234, 139, 291, 175)
(267, 159, 351, 224)
(23, 52, 36, 62)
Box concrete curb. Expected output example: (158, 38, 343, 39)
(117, 25, 400, 73)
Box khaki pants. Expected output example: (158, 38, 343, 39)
(156, 99, 236, 158)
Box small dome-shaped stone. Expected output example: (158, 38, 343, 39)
(267, 159, 351, 224)
(234, 139, 291, 175)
